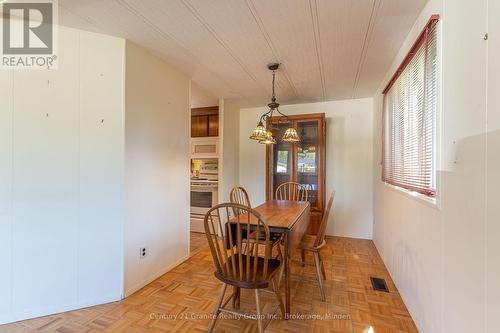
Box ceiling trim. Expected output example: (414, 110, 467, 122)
(309, 0, 326, 100)
(245, 0, 299, 99)
(352, 0, 381, 98)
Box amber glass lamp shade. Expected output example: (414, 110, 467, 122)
(282, 127, 300, 142)
(249, 121, 267, 141)
(259, 130, 276, 144)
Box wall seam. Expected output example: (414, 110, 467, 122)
(76, 31, 81, 304)
(121, 39, 127, 299)
(484, 0, 489, 331)
(9, 67, 14, 317)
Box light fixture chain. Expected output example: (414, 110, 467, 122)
(272, 70, 276, 101)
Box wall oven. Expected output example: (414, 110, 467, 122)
(190, 180, 218, 233)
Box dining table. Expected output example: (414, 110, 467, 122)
(229, 199, 310, 318)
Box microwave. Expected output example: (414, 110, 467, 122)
(191, 137, 219, 158)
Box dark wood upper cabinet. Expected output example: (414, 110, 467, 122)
(191, 106, 219, 137)
(208, 115, 219, 136)
(266, 113, 326, 235)
(191, 115, 209, 137)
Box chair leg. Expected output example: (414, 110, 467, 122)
(277, 251, 286, 288)
(254, 289, 264, 333)
(233, 286, 241, 309)
(276, 243, 283, 260)
(232, 286, 240, 309)
(208, 283, 227, 333)
(272, 276, 285, 318)
(301, 249, 306, 267)
(318, 252, 326, 280)
(313, 252, 326, 301)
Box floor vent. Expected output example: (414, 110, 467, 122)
(370, 277, 389, 292)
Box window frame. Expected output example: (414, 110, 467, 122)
(382, 15, 440, 199)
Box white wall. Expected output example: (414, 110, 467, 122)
(123, 42, 190, 296)
(372, 0, 499, 332)
(220, 99, 240, 203)
(191, 82, 218, 108)
(239, 99, 373, 239)
(486, 1, 500, 331)
(0, 27, 124, 324)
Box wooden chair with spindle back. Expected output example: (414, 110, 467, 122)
(229, 186, 251, 215)
(204, 203, 285, 333)
(274, 182, 309, 283)
(298, 191, 335, 301)
(275, 182, 308, 202)
(230, 186, 283, 260)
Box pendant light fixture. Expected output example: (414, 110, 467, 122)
(249, 63, 300, 144)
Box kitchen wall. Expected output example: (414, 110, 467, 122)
(123, 42, 190, 296)
(220, 99, 240, 203)
(0, 27, 124, 324)
(239, 98, 374, 239)
(372, 0, 499, 332)
(486, 1, 500, 331)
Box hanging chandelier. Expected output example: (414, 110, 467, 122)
(249, 63, 300, 144)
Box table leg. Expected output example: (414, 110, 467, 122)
(284, 230, 290, 318)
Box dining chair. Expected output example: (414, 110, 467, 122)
(274, 182, 309, 283)
(275, 182, 308, 202)
(229, 186, 251, 215)
(298, 191, 335, 301)
(204, 203, 285, 333)
(230, 186, 283, 260)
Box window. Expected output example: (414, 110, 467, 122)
(382, 16, 439, 197)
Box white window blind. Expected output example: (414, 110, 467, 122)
(382, 19, 438, 197)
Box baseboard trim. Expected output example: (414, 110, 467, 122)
(124, 254, 190, 297)
(0, 294, 121, 325)
(325, 234, 373, 240)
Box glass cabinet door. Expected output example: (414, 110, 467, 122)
(266, 113, 325, 235)
(271, 122, 293, 196)
(295, 120, 319, 210)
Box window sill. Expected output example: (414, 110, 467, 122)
(383, 182, 439, 209)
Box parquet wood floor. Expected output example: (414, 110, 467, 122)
(189, 232, 208, 257)
(0, 237, 418, 333)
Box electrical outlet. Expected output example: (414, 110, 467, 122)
(140, 247, 147, 259)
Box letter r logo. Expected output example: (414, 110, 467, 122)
(2, 2, 53, 54)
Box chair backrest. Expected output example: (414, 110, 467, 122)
(275, 182, 308, 202)
(204, 203, 272, 283)
(314, 191, 335, 248)
(229, 186, 251, 216)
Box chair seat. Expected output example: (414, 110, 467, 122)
(214, 254, 282, 289)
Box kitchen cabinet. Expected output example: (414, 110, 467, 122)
(191, 106, 218, 137)
(208, 115, 219, 136)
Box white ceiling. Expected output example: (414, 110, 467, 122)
(58, 0, 427, 107)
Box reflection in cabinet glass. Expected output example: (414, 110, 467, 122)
(266, 113, 326, 234)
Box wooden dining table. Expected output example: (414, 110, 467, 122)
(229, 200, 310, 317)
